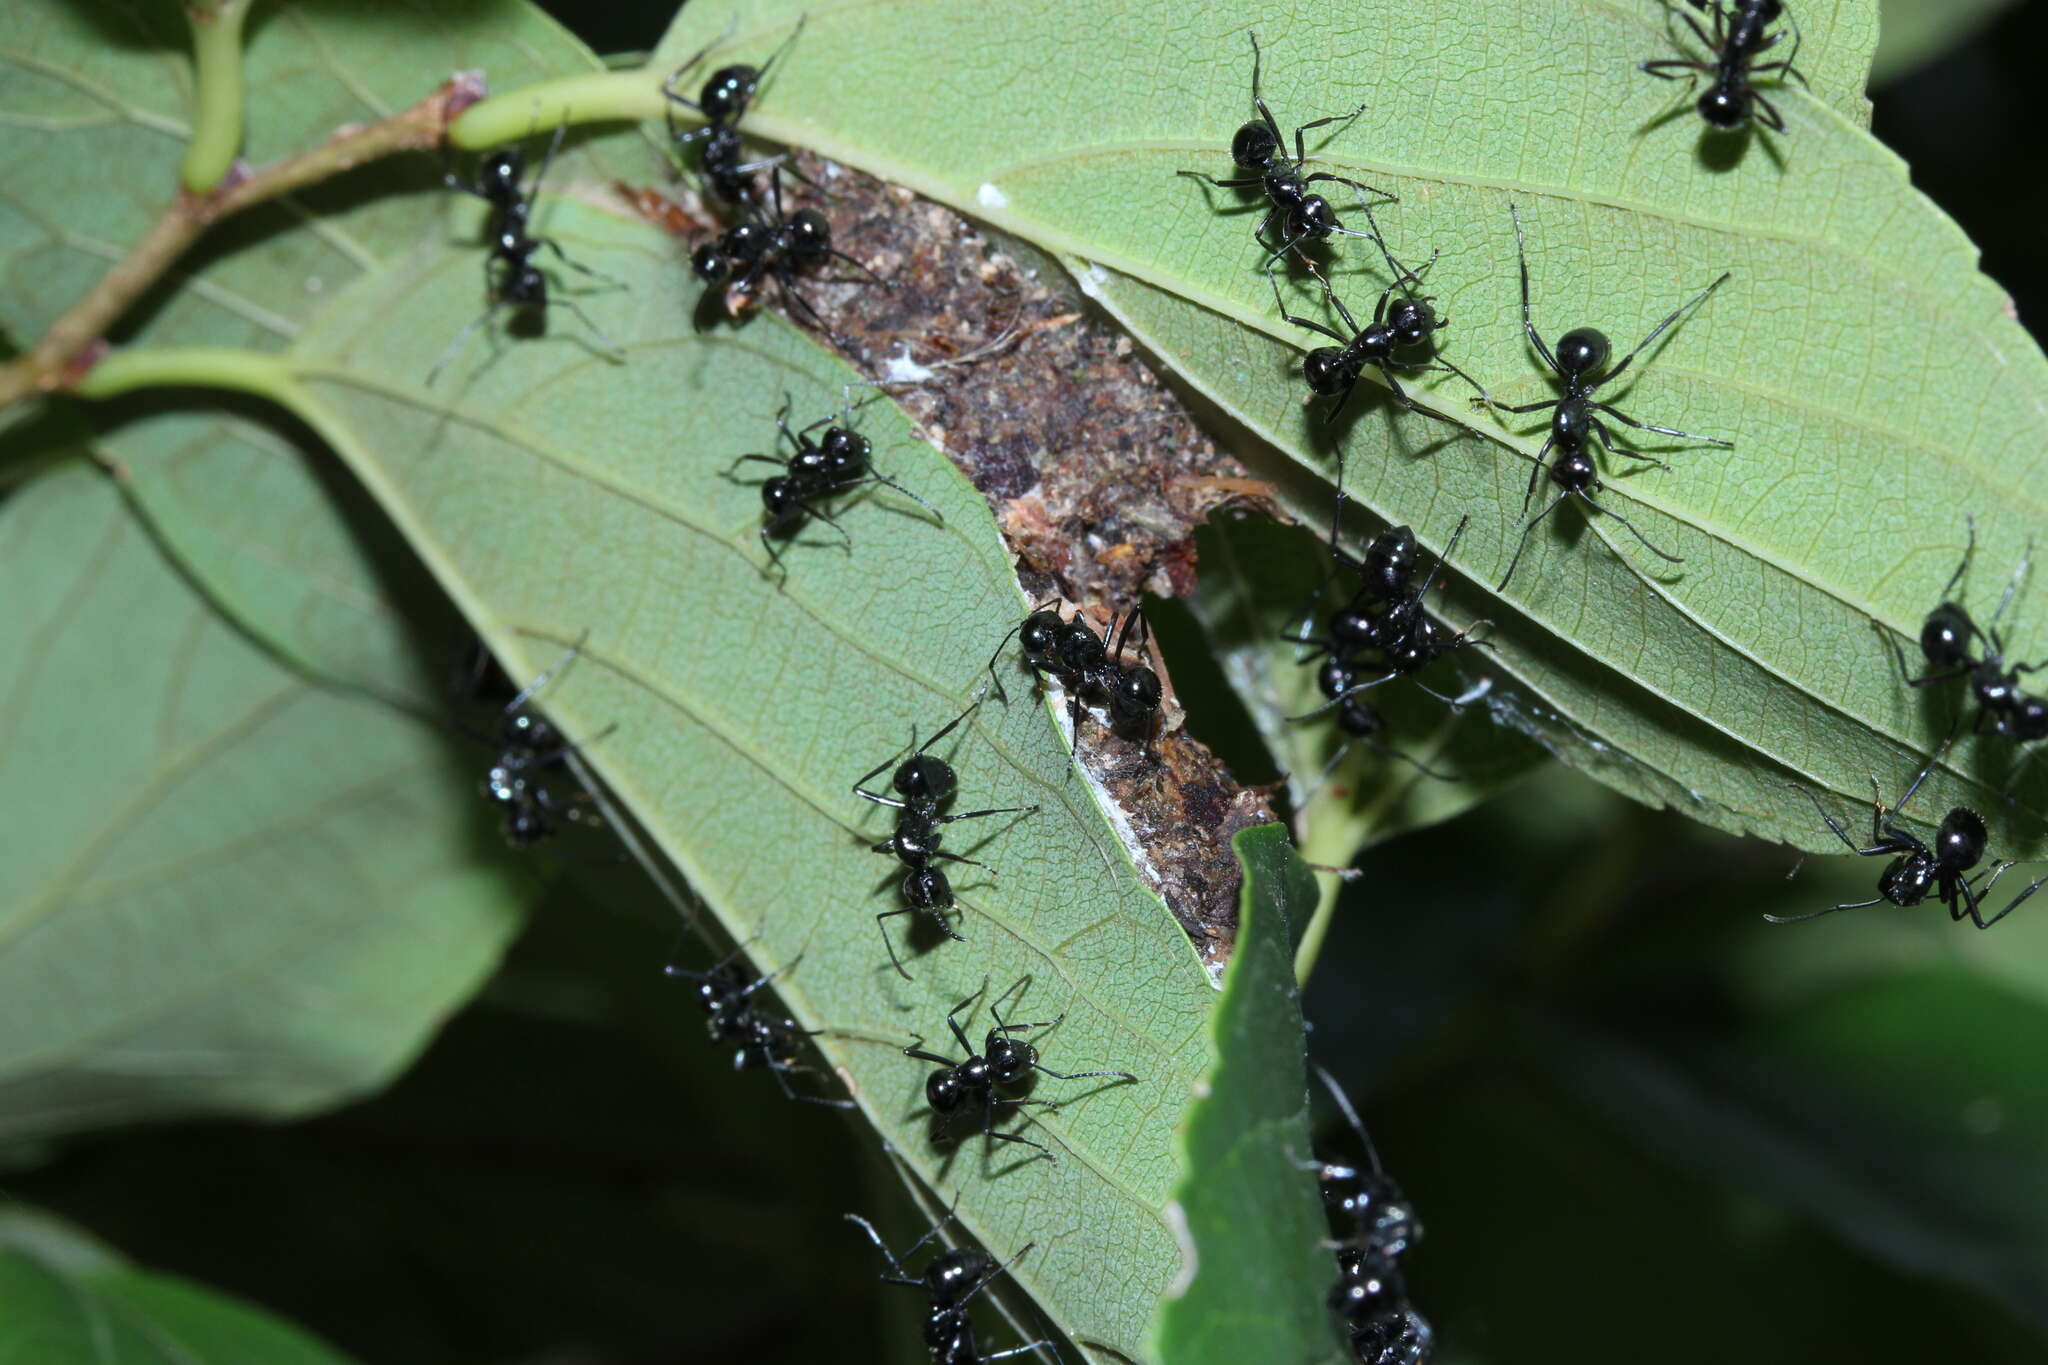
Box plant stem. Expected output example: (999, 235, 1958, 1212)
(0, 74, 481, 415)
(180, 0, 256, 193)
(449, 70, 667, 149)
(73, 346, 298, 405)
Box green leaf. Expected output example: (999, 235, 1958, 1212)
(1871, 0, 2016, 85)
(0, 456, 525, 1140)
(1151, 825, 1342, 1365)
(0, 1205, 355, 1364)
(613, 0, 2047, 859)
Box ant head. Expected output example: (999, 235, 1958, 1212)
(1386, 297, 1438, 349)
(1386, 620, 1442, 675)
(1362, 525, 1419, 599)
(503, 806, 552, 848)
(894, 753, 956, 805)
(501, 709, 555, 750)
(698, 64, 760, 124)
(925, 1067, 967, 1114)
(1697, 86, 1752, 130)
(1973, 662, 2020, 712)
(1112, 665, 1163, 722)
(1018, 610, 1064, 664)
(1337, 697, 1384, 739)
(1552, 327, 1611, 380)
(760, 474, 799, 518)
(692, 968, 745, 1017)
(923, 1248, 991, 1308)
(479, 148, 525, 198)
(1329, 1248, 1405, 1323)
(903, 866, 952, 910)
(2016, 695, 2048, 742)
(1318, 655, 1360, 701)
(1229, 119, 1279, 170)
(1878, 850, 1936, 906)
(783, 208, 832, 263)
(1935, 807, 1988, 871)
(690, 242, 729, 283)
(820, 426, 871, 477)
(1303, 347, 1357, 397)
(985, 1029, 1036, 1083)
(1551, 449, 1600, 494)
(1922, 603, 1976, 668)
(482, 764, 519, 807)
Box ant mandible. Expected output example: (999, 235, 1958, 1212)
(430, 127, 622, 385)
(1179, 30, 1394, 267)
(854, 695, 1039, 980)
(1640, 0, 1810, 133)
(693, 168, 885, 328)
(985, 602, 1164, 749)
(662, 17, 806, 206)
(1772, 738, 2048, 929)
(1879, 518, 2048, 742)
(1480, 202, 1732, 593)
(904, 977, 1137, 1166)
(728, 394, 941, 574)
(845, 1203, 1053, 1365)
(662, 939, 853, 1107)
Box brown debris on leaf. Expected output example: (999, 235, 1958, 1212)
(622, 155, 1277, 968)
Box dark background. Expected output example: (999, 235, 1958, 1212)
(15, 2, 2048, 1361)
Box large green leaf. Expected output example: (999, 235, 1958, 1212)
(0, 1205, 355, 1364)
(1151, 825, 1341, 1365)
(521, 0, 2048, 860)
(0, 457, 525, 1140)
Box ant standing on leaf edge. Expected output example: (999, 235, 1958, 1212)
(458, 632, 616, 852)
(984, 600, 1165, 758)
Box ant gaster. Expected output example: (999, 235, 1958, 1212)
(1640, 0, 1809, 133)
(1879, 518, 2048, 742)
(1772, 739, 2047, 929)
(729, 395, 941, 573)
(986, 602, 1163, 748)
(854, 695, 1037, 980)
(662, 939, 853, 1107)
(431, 128, 621, 385)
(904, 977, 1136, 1166)
(846, 1203, 1054, 1365)
(692, 168, 884, 327)
(662, 18, 805, 205)
(1179, 30, 1393, 266)
(1480, 202, 1731, 593)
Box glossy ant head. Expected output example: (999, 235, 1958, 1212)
(1698, 85, 1751, 129)
(921, 1248, 993, 1308)
(1229, 118, 1279, 170)
(820, 426, 871, 480)
(697, 63, 763, 124)
(1330, 1246, 1406, 1324)
(1551, 326, 1611, 380)
(894, 753, 956, 805)
(781, 207, 833, 265)
(1922, 602, 1976, 670)
(984, 1029, 1039, 1086)
(1386, 295, 1441, 350)
(690, 242, 726, 283)
(759, 474, 798, 520)
(1017, 610, 1063, 667)
(478, 148, 525, 201)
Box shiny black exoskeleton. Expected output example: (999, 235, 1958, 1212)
(1482, 202, 1732, 593)
(692, 168, 882, 326)
(846, 1206, 1051, 1365)
(854, 696, 1037, 979)
(1640, 0, 1809, 133)
(986, 601, 1164, 749)
(1880, 519, 2048, 743)
(662, 942, 852, 1107)
(1773, 741, 2047, 929)
(1309, 1064, 1435, 1364)
(1178, 30, 1393, 265)
(728, 397, 941, 572)
(1349, 1302, 1436, 1365)
(662, 18, 804, 205)
(470, 641, 607, 848)
(1272, 213, 1482, 432)
(431, 131, 619, 385)
(903, 977, 1136, 1165)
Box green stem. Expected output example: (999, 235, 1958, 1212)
(180, 0, 255, 193)
(450, 71, 668, 149)
(74, 346, 299, 406)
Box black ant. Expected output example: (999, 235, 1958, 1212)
(985, 602, 1164, 749)
(854, 695, 1038, 979)
(1879, 518, 2048, 743)
(1347, 1301, 1436, 1365)
(1772, 739, 2048, 929)
(662, 939, 852, 1107)
(431, 128, 622, 385)
(1270, 211, 1482, 431)
(1178, 30, 1393, 267)
(469, 639, 611, 848)
(1640, 0, 1809, 133)
(692, 168, 884, 328)
(727, 394, 941, 573)
(845, 1203, 1054, 1365)
(662, 18, 805, 206)
(903, 977, 1136, 1165)
(1479, 202, 1731, 593)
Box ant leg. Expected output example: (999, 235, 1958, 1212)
(1976, 871, 2048, 930)
(1778, 7, 1810, 88)
(1267, 261, 1352, 345)
(767, 1058, 856, 1109)
(1600, 272, 1731, 387)
(852, 733, 916, 809)
(844, 1213, 919, 1284)
(1639, 58, 1711, 80)
(537, 236, 625, 288)
(504, 633, 590, 714)
(1786, 782, 1896, 856)
(1989, 535, 2034, 629)
(1412, 514, 1473, 598)
(1943, 514, 1979, 602)
(979, 1090, 1056, 1163)
(1496, 487, 1573, 593)
(945, 979, 990, 1054)
(855, 472, 945, 522)
(875, 907, 918, 980)
(1285, 672, 1395, 723)
(755, 13, 807, 85)
(1591, 402, 1733, 448)
(425, 298, 509, 387)
(1753, 93, 1787, 134)
(1508, 202, 1559, 373)
(1487, 398, 1568, 416)
(938, 803, 1040, 824)
(1889, 736, 1956, 817)
(1300, 170, 1397, 207)
(1763, 896, 1887, 924)
(550, 295, 626, 361)
(1580, 494, 1686, 567)
(1871, 619, 1971, 688)
(1291, 102, 1369, 166)
(1521, 437, 1556, 515)
(901, 1032, 964, 1070)
(1589, 421, 1673, 475)
(725, 453, 787, 477)
(1177, 171, 1267, 191)
(1033, 1061, 1137, 1083)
